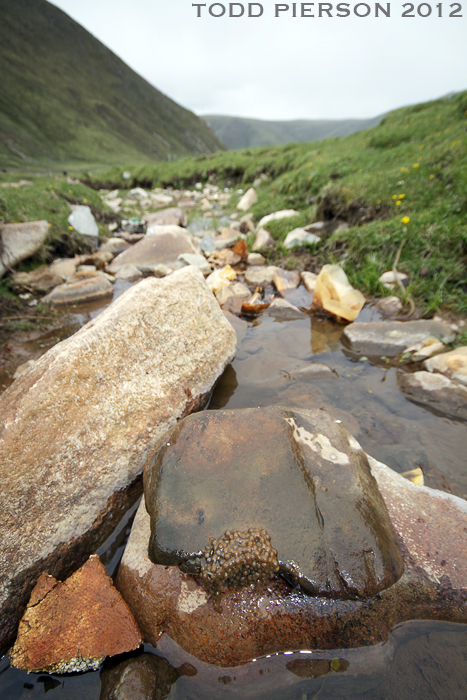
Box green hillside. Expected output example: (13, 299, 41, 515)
(0, 0, 224, 169)
(89, 90, 467, 315)
(202, 114, 383, 149)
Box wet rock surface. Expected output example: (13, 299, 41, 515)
(10, 556, 142, 674)
(425, 346, 467, 386)
(100, 653, 196, 700)
(0, 266, 236, 654)
(342, 319, 457, 356)
(117, 455, 467, 666)
(0, 220, 49, 278)
(398, 370, 467, 421)
(144, 406, 403, 599)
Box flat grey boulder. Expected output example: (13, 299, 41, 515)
(342, 320, 456, 357)
(68, 206, 99, 238)
(107, 227, 199, 274)
(144, 407, 403, 599)
(0, 266, 236, 654)
(0, 221, 49, 278)
(398, 370, 467, 421)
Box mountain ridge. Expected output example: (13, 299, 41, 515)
(0, 0, 224, 168)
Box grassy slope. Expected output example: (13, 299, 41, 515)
(89, 91, 467, 314)
(202, 114, 382, 149)
(0, 0, 224, 169)
(1, 91, 465, 315)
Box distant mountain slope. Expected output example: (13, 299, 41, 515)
(0, 0, 224, 168)
(202, 114, 383, 149)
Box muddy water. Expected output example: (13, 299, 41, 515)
(1, 290, 467, 699)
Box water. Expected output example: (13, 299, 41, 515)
(1, 293, 467, 698)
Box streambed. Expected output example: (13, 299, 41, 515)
(1, 288, 466, 699)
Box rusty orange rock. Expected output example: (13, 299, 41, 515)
(10, 556, 142, 674)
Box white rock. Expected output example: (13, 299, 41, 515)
(305, 221, 326, 232)
(237, 188, 258, 212)
(301, 271, 318, 293)
(206, 265, 236, 294)
(178, 254, 212, 275)
(258, 210, 300, 228)
(312, 265, 365, 322)
(244, 266, 278, 287)
(424, 346, 467, 386)
(68, 206, 99, 239)
(375, 296, 403, 315)
(126, 188, 148, 201)
(115, 264, 143, 282)
(252, 228, 275, 252)
(216, 282, 251, 305)
(247, 253, 266, 266)
(0, 221, 49, 278)
(283, 228, 321, 249)
(379, 270, 409, 290)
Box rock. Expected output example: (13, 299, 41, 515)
(279, 287, 314, 312)
(9, 556, 141, 674)
(49, 257, 81, 280)
(305, 221, 326, 232)
(200, 197, 212, 212)
(424, 346, 467, 386)
(207, 249, 241, 268)
(252, 228, 275, 252)
(13, 359, 36, 380)
(118, 418, 467, 666)
(81, 250, 114, 269)
(122, 219, 144, 234)
(247, 253, 266, 266)
(266, 297, 305, 319)
(375, 296, 403, 315)
(287, 362, 337, 380)
(404, 337, 446, 362)
(137, 263, 173, 278)
(178, 253, 211, 275)
(115, 264, 144, 282)
(122, 233, 145, 244)
(206, 265, 236, 294)
(0, 221, 49, 279)
(100, 239, 132, 256)
(301, 271, 318, 293)
(144, 407, 403, 598)
(342, 320, 456, 357)
(379, 271, 409, 290)
(239, 215, 255, 234)
(258, 210, 300, 228)
(142, 208, 187, 228)
(42, 276, 114, 305)
(311, 265, 366, 322)
(11, 267, 62, 295)
(150, 193, 174, 206)
(237, 187, 258, 212)
(0, 267, 236, 653)
(126, 188, 148, 202)
(283, 228, 321, 249)
(77, 264, 97, 273)
(199, 234, 216, 253)
(213, 228, 240, 250)
(107, 228, 199, 274)
(398, 371, 467, 421)
(230, 239, 249, 259)
(105, 199, 122, 213)
(100, 653, 196, 700)
(216, 282, 251, 306)
(68, 206, 99, 238)
(244, 265, 278, 287)
(273, 268, 300, 292)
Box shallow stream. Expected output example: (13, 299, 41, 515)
(1, 287, 466, 699)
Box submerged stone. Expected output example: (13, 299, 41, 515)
(144, 407, 403, 600)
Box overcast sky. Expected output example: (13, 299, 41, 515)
(50, 0, 466, 121)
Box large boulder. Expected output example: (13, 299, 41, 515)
(143, 407, 403, 598)
(0, 267, 236, 654)
(0, 221, 48, 278)
(117, 448, 467, 666)
(342, 320, 457, 357)
(107, 228, 199, 274)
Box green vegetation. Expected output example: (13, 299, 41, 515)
(203, 114, 382, 150)
(1, 90, 466, 317)
(0, 0, 224, 169)
(87, 90, 467, 315)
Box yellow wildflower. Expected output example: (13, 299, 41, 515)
(392, 194, 398, 200)
(358, 168, 363, 173)
(429, 174, 434, 179)
(83, 198, 88, 203)
(413, 163, 420, 168)
(398, 194, 405, 199)
(68, 226, 73, 231)
(401, 216, 410, 224)
(396, 201, 401, 206)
